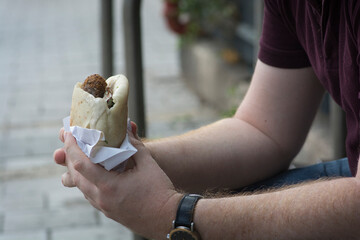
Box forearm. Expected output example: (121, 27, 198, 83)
(194, 177, 360, 239)
(146, 63, 324, 193)
(146, 117, 292, 192)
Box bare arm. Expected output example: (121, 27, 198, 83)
(147, 60, 325, 192)
(55, 117, 360, 240)
(193, 174, 360, 239)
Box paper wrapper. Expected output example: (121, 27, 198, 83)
(63, 116, 137, 171)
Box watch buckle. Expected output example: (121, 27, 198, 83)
(172, 220, 195, 232)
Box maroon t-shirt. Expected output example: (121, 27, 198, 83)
(258, 0, 360, 176)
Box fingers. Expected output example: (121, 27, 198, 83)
(63, 132, 113, 188)
(130, 121, 138, 137)
(59, 128, 65, 143)
(127, 121, 158, 170)
(128, 128, 143, 148)
(62, 172, 76, 187)
(53, 148, 66, 166)
(59, 130, 116, 213)
(62, 166, 100, 213)
(62, 167, 98, 199)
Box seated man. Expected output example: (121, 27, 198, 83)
(54, 0, 360, 239)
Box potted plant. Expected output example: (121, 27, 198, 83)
(163, 0, 239, 51)
(163, 0, 250, 112)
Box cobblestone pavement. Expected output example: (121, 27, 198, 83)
(0, 0, 219, 239)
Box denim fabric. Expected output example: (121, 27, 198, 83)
(239, 158, 352, 192)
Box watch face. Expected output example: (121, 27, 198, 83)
(169, 228, 198, 240)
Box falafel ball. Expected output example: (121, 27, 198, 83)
(81, 74, 107, 98)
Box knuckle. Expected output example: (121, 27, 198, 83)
(64, 143, 71, 154)
(64, 143, 75, 157)
(72, 173, 81, 186)
(73, 159, 84, 172)
(98, 181, 114, 195)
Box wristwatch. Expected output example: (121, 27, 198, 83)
(167, 194, 203, 240)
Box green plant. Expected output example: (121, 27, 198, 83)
(176, 0, 238, 45)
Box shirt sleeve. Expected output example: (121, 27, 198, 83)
(350, 0, 360, 50)
(258, 0, 311, 68)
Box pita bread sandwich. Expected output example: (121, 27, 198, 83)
(70, 74, 129, 148)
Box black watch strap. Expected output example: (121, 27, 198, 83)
(174, 194, 203, 229)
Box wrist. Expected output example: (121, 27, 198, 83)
(192, 197, 206, 239)
(157, 192, 184, 239)
(193, 197, 224, 240)
(167, 194, 204, 240)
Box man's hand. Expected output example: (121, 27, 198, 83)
(53, 124, 182, 239)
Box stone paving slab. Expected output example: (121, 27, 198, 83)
(0, 230, 47, 240)
(0, 175, 133, 238)
(3, 177, 63, 198)
(0, 191, 44, 213)
(47, 186, 88, 209)
(0, 213, 3, 233)
(51, 225, 132, 240)
(3, 207, 97, 232)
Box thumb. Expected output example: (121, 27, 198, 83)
(127, 122, 154, 168)
(128, 130, 144, 150)
(129, 121, 141, 140)
(130, 121, 137, 135)
(127, 137, 154, 169)
(128, 122, 142, 147)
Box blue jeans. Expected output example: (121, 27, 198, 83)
(239, 158, 352, 192)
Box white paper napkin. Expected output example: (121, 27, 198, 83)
(63, 116, 137, 171)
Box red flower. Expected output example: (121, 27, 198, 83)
(163, 0, 187, 35)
